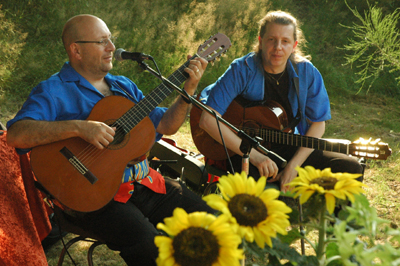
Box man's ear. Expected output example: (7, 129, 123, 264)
(70, 43, 82, 60)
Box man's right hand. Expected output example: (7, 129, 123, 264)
(77, 120, 116, 149)
(249, 150, 279, 179)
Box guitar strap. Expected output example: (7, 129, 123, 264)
(112, 82, 138, 103)
(283, 58, 301, 132)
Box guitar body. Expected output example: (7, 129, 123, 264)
(190, 99, 289, 161)
(31, 96, 155, 212)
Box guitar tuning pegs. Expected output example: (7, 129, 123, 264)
(370, 138, 381, 145)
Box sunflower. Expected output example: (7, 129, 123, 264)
(202, 171, 292, 248)
(289, 166, 366, 214)
(155, 208, 243, 266)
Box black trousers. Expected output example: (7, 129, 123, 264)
(67, 178, 215, 266)
(230, 145, 364, 184)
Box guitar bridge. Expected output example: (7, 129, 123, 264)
(60, 147, 98, 184)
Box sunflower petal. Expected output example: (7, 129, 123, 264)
(325, 193, 336, 214)
(299, 190, 315, 204)
(202, 194, 228, 212)
(254, 176, 267, 196)
(246, 176, 257, 195)
(218, 176, 235, 198)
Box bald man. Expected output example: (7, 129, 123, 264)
(7, 14, 214, 265)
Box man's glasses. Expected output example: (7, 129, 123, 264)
(75, 36, 117, 47)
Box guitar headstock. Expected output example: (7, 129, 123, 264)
(349, 137, 392, 160)
(197, 33, 232, 62)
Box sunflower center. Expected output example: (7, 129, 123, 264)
(310, 176, 338, 190)
(228, 194, 268, 227)
(172, 227, 220, 266)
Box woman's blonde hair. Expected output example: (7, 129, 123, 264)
(253, 10, 311, 63)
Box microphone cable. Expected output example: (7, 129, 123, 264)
(212, 110, 235, 175)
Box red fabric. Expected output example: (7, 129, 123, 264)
(139, 167, 166, 194)
(0, 131, 51, 266)
(205, 157, 226, 182)
(114, 181, 135, 203)
(114, 167, 166, 203)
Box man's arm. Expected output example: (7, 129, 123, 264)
(7, 119, 115, 150)
(156, 56, 208, 135)
(199, 108, 279, 178)
(270, 121, 326, 192)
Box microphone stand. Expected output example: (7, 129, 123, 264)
(136, 61, 287, 170)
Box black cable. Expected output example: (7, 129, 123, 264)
(149, 56, 161, 77)
(212, 110, 235, 174)
(50, 205, 78, 266)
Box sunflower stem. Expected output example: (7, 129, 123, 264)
(303, 236, 317, 253)
(241, 239, 245, 266)
(316, 207, 327, 264)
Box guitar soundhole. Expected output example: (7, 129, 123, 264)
(106, 119, 130, 150)
(242, 121, 259, 138)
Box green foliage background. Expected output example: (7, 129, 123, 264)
(1, 0, 400, 146)
(1, 0, 399, 119)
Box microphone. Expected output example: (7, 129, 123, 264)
(114, 48, 152, 62)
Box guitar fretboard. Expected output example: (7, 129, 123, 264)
(116, 55, 197, 132)
(248, 127, 350, 155)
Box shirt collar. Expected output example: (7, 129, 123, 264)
(286, 59, 299, 79)
(58, 62, 116, 90)
(58, 62, 82, 82)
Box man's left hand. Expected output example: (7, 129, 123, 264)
(183, 55, 208, 96)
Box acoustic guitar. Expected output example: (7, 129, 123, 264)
(190, 98, 392, 161)
(30, 33, 232, 212)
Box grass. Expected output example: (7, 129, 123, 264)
(45, 234, 124, 265)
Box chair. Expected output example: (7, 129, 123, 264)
(35, 182, 116, 266)
(50, 204, 108, 266)
(0, 122, 6, 130)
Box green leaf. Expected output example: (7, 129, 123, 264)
(326, 242, 342, 266)
(326, 242, 339, 258)
(243, 240, 268, 260)
(244, 238, 319, 265)
(278, 228, 302, 245)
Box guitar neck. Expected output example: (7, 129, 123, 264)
(259, 129, 350, 154)
(117, 55, 197, 131)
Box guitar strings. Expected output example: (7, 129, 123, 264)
(241, 125, 350, 152)
(116, 58, 191, 131)
(71, 58, 194, 169)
